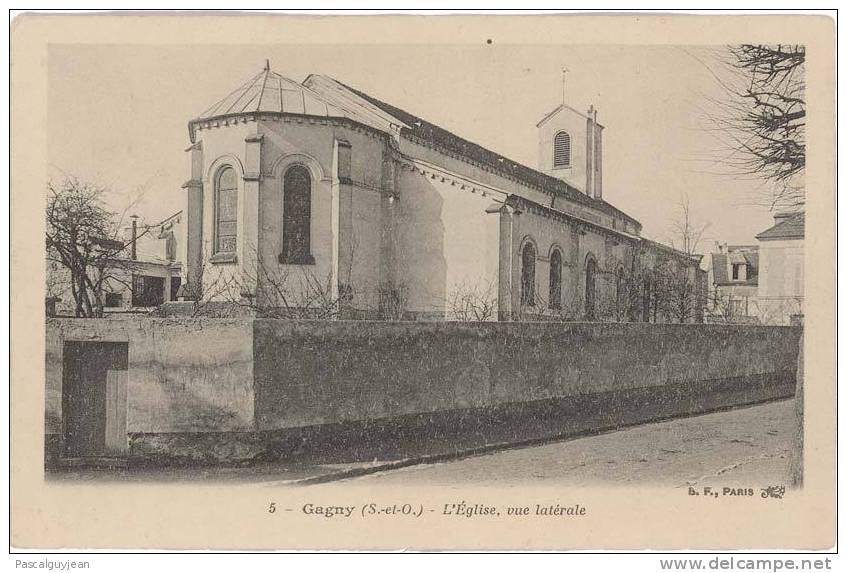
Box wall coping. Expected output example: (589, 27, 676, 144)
(47, 316, 799, 331)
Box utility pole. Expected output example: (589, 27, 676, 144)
(130, 214, 138, 261)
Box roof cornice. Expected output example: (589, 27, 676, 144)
(505, 194, 639, 244)
(187, 111, 391, 144)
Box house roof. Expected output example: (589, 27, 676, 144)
(710, 250, 759, 287)
(332, 79, 640, 229)
(755, 212, 805, 241)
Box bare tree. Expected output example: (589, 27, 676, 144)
(45, 177, 150, 318)
(448, 280, 497, 322)
(201, 255, 345, 319)
(179, 242, 409, 321)
(670, 194, 710, 256)
(654, 259, 699, 323)
(651, 196, 710, 323)
(590, 262, 634, 323)
(705, 44, 805, 209)
(705, 286, 739, 324)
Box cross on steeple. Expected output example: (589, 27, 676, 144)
(561, 67, 569, 105)
(264, 59, 270, 71)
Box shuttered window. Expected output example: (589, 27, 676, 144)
(553, 131, 571, 168)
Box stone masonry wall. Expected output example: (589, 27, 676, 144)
(46, 318, 254, 438)
(253, 320, 800, 430)
(46, 318, 800, 463)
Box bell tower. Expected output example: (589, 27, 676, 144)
(536, 71, 603, 199)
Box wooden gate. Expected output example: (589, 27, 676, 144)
(62, 342, 129, 458)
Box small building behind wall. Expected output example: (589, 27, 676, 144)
(756, 212, 805, 325)
(702, 244, 760, 323)
(177, 63, 702, 322)
(47, 211, 184, 316)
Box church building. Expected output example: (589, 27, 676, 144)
(179, 62, 702, 322)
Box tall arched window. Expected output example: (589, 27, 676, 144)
(585, 257, 597, 320)
(521, 242, 536, 307)
(553, 131, 571, 168)
(549, 249, 563, 310)
(642, 278, 652, 323)
(616, 267, 626, 319)
(214, 166, 238, 254)
(281, 165, 313, 264)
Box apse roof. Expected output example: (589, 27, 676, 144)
(192, 62, 348, 122)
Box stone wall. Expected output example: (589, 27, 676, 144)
(253, 320, 800, 431)
(45, 318, 254, 461)
(46, 317, 800, 464)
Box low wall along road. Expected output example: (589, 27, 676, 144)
(45, 317, 801, 465)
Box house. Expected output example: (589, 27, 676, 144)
(47, 211, 183, 316)
(756, 212, 804, 325)
(176, 62, 702, 322)
(702, 244, 760, 323)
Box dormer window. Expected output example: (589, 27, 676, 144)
(553, 131, 571, 168)
(732, 263, 746, 281)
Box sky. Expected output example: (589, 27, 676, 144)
(48, 43, 785, 249)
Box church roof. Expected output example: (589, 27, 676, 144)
(189, 64, 640, 230)
(329, 79, 639, 229)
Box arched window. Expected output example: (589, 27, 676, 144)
(585, 257, 597, 320)
(642, 278, 652, 322)
(553, 131, 571, 168)
(521, 242, 536, 307)
(281, 166, 313, 264)
(549, 249, 563, 310)
(214, 166, 238, 254)
(616, 267, 626, 319)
